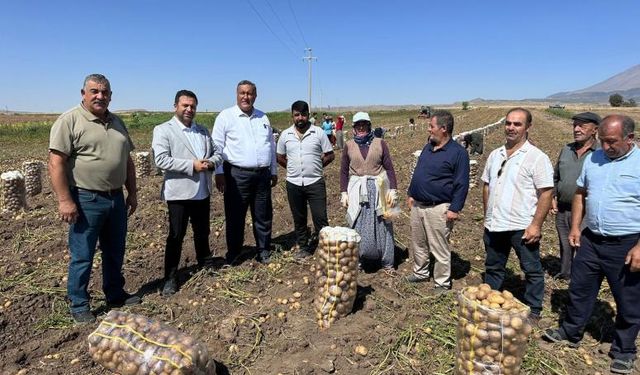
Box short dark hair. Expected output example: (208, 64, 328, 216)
(602, 114, 635, 137)
(291, 100, 309, 114)
(174, 90, 198, 105)
(431, 110, 454, 134)
(506, 107, 532, 125)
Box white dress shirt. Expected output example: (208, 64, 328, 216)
(212, 105, 276, 175)
(177, 117, 209, 200)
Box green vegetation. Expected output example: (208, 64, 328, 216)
(545, 107, 574, 119)
(462, 101, 469, 110)
(609, 93, 624, 107)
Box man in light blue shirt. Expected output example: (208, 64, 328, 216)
(212, 80, 277, 265)
(544, 115, 640, 374)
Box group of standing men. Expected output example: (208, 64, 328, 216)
(48, 74, 640, 372)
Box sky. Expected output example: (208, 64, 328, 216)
(1, 0, 639, 113)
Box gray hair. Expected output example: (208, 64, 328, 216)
(83, 74, 110, 90)
(237, 80, 257, 93)
(431, 110, 454, 134)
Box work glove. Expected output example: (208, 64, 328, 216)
(386, 189, 398, 208)
(340, 192, 349, 208)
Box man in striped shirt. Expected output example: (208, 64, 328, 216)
(481, 107, 554, 322)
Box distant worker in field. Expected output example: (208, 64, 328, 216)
(340, 112, 399, 275)
(543, 115, 640, 375)
(322, 115, 336, 146)
(276, 100, 335, 259)
(462, 132, 484, 155)
(309, 112, 317, 126)
(212, 80, 277, 265)
(408, 118, 416, 131)
(406, 110, 470, 293)
(549, 112, 600, 281)
(152, 90, 223, 296)
(48, 73, 140, 324)
(481, 107, 553, 323)
(335, 115, 345, 149)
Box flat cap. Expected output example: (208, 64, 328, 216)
(571, 112, 601, 125)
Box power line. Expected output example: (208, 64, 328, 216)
(265, 0, 301, 51)
(245, 0, 297, 57)
(288, 0, 309, 48)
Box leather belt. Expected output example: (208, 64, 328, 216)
(415, 200, 445, 207)
(75, 187, 123, 196)
(225, 162, 268, 173)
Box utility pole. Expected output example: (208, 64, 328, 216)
(302, 48, 317, 109)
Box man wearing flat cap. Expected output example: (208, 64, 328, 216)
(550, 111, 601, 280)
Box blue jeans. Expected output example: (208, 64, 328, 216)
(483, 229, 545, 315)
(561, 229, 640, 361)
(67, 188, 128, 313)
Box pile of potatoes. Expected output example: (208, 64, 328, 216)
(455, 284, 533, 375)
(314, 226, 361, 328)
(88, 310, 216, 375)
(1, 171, 27, 214)
(134, 152, 153, 178)
(22, 160, 43, 196)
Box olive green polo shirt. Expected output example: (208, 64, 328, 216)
(49, 105, 134, 191)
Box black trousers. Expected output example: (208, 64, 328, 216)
(165, 196, 211, 279)
(223, 163, 272, 261)
(561, 229, 640, 361)
(286, 179, 328, 252)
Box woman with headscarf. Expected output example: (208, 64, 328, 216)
(339, 112, 398, 275)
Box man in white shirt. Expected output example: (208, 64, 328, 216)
(212, 80, 277, 264)
(277, 100, 334, 259)
(152, 90, 222, 295)
(481, 107, 554, 322)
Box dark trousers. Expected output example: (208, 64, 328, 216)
(555, 209, 575, 278)
(286, 179, 328, 252)
(223, 163, 272, 261)
(483, 229, 545, 315)
(561, 229, 640, 361)
(165, 196, 211, 279)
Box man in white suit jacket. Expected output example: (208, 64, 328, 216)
(152, 90, 223, 296)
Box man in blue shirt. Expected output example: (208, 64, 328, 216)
(406, 110, 470, 292)
(544, 115, 640, 375)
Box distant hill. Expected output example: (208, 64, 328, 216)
(547, 64, 640, 103)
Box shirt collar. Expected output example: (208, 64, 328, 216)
(570, 139, 599, 152)
(234, 104, 255, 118)
(606, 144, 637, 162)
(501, 139, 532, 158)
(79, 103, 113, 124)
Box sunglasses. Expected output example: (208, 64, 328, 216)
(497, 159, 507, 178)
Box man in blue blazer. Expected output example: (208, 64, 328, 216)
(152, 90, 223, 296)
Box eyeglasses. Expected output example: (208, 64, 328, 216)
(505, 121, 524, 126)
(497, 159, 507, 177)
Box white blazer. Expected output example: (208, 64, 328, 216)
(152, 118, 223, 200)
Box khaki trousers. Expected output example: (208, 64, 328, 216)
(410, 202, 453, 287)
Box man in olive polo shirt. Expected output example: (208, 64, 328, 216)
(48, 74, 140, 324)
(550, 111, 600, 280)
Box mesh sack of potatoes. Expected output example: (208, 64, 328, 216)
(134, 152, 153, 178)
(455, 284, 533, 375)
(314, 226, 361, 329)
(22, 160, 43, 196)
(1, 171, 27, 214)
(88, 310, 216, 375)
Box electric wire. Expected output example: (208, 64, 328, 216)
(288, 0, 309, 48)
(265, 0, 301, 51)
(245, 0, 298, 57)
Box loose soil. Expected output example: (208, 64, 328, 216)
(1, 107, 639, 374)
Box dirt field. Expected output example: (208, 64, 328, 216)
(1, 107, 639, 374)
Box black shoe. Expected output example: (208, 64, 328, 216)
(198, 256, 216, 270)
(72, 310, 96, 324)
(107, 293, 141, 308)
(162, 278, 178, 296)
(542, 328, 579, 348)
(552, 273, 570, 281)
(294, 249, 313, 259)
(406, 274, 429, 283)
(610, 358, 635, 374)
(257, 251, 271, 264)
